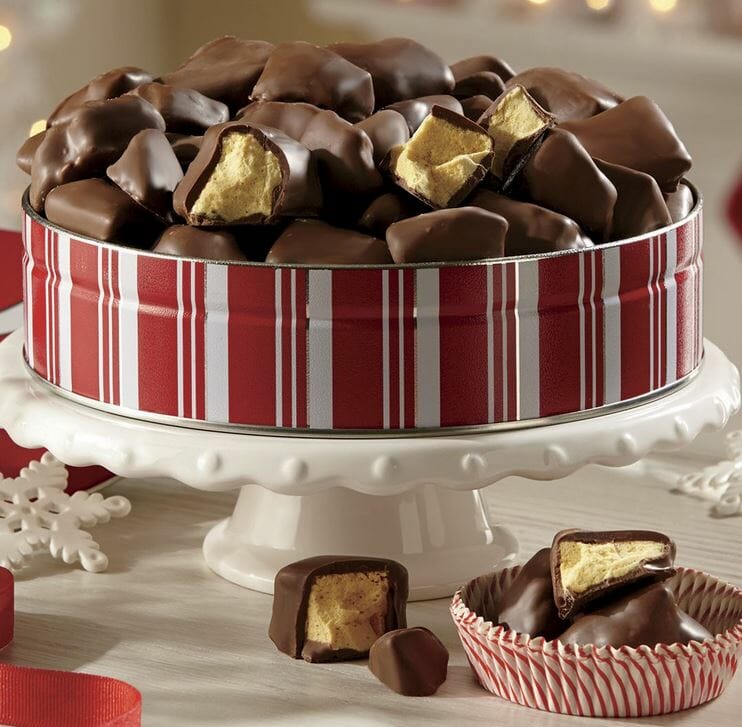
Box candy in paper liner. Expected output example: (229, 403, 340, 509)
(450, 566, 742, 717)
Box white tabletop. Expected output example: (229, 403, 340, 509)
(5, 457, 741, 726)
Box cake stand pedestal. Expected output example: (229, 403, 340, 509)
(0, 331, 738, 600)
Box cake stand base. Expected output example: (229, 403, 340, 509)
(203, 485, 517, 600)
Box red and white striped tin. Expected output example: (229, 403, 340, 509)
(451, 567, 742, 718)
(21, 189, 703, 435)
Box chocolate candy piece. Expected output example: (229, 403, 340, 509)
(460, 95, 493, 122)
(30, 95, 166, 211)
(497, 548, 564, 641)
(127, 83, 229, 134)
(470, 190, 592, 256)
(328, 38, 454, 108)
(594, 159, 671, 240)
(665, 182, 695, 223)
(385, 95, 463, 134)
(173, 121, 322, 226)
(551, 529, 676, 619)
(368, 627, 449, 696)
(386, 207, 506, 263)
(560, 96, 692, 193)
(451, 55, 515, 84)
(47, 66, 154, 126)
(45, 179, 161, 246)
(513, 129, 616, 241)
(558, 582, 712, 648)
(505, 66, 621, 123)
(167, 133, 203, 169)
(355, 110, 410, 166)
(153, 225, 247, 262)
(107, 129, 183, 222)
(16, 130, 45, 174)
(387, 106, 493, 209)
(162, 36, 273, 112)
(453, 71, 505, 101)
(358, 191, 425, 238)
(479, 85, 555, 186)
(252, 41, 374, 123)
(269, 555, 408, 662)
(461, 572, 500, 624)
(266, 219, 392, 265)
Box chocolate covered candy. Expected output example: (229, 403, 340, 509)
(45, 179, 161, 246)
(551, 529, 676, 619)
(266, 219, 392, 265)
(358, 191, 425, 238)
(327, 37, 454, 108)
(453, 71, 505, 101)
(269, 556, 408, 662)
(594, 159, 671, 240)
(173, 121, 322, 225)
(167, 133, 203, 169)
(30, 95, 166, 211)
(127, 83, 229, 134)
(385, 94, 463, 134)
(162, 36, 273, 112)
(153, 225, 247, 262)
(107, 129, 183, 222)
(460, 95, 493, 122)
(560, 96, 692, 193)
(16, 130, 45, 174)
(252, 41, 374, 123)
(450, 55, 515, 84)
(665, 182, 695, 223)
(386, 207, 506, 263)
(368, 627, 449, 696)
(513, 129, 617, 241)
(505, 66, 621, 123)
(355, 109, 410, 166)
(387, 105, 493, 209)
(470, 190, 591, 255)
(47, 66, 154, 126)
(558, 582, 712, 648)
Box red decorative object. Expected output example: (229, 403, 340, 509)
(727, 171, 742, 243)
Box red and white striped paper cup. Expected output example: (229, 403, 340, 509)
(20, 187, 703, 435)
(451, 566, 742, 718)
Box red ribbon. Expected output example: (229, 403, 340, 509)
(0, 568, 141, 726)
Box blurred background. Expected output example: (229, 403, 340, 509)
(1, 0, 741, 453)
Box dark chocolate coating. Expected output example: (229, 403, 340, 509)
(252, 41, 374, 122)
(153, 225, 247, 261)
(560, 96, 692, 193)
(173, 120, 322, 225)
(16, 130, 45, 175)
(453, 71, 505, 101)
(106, 129, 183, 222)
(450, 55, 515, 83)
(355, 110, 410, 165)
(368, 627, 449, 696)
(460, 95, 493, 122)
(127, 83, 229, 134)
(327, 37, 454, 108)
(47, 66, 154, 126)
(167, 133, 203, 169)
(551, 529, 676, 620)
(594, 159, 672, 240)
(386, 207, 506, 263)
(470, 190, 592, 256)
(266, 219, 392, 265)
(45, 179, 161, 246)
(505, 66, 622, 123)
(558, 582, 712, 648)
(461, 572, 500, 624)
(496, 548, 565, 641)
(385, 94, 463, 134)
(514, 129, 617, 241)
(162, 36, 273, 112)
(269, 555, 408, 662)
(665, 182, 695, 223)
(30, 95, 166, 211)
(358, 191, 426, 238)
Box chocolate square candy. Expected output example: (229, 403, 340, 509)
(358, 191, 426, 238)
(453, 71, 505, 101)
(252, 41, 374, 123)
(385, 94, 462, 134)
(355, 109, 410, 166)
(450, 55, 516, 84)
(269, 556, 408, 663)
(460, 95, 493, 122)
(16, 130, 46, 175)
(387, 105, 493, 209)
(386, 207, 506, 263)
(167, 133, 203, 169)
(665, 182, 695, 223)
(153, 225, 247, 262)
(551, 529, 676, 619)
(173, 121, 322, 226)
(327, 37, 454, 108)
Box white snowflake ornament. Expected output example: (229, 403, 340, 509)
(0, 453, 130, 572)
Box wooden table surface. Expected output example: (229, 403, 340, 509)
(4, 457, 741, 726)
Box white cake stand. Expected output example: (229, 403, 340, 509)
(0, 330, 738, 600)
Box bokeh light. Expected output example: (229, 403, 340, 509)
(29, 119, 46, 137)
(586, 0, 612, 10)
(649, 0, 678, 13)
(0, 26, 12, 52)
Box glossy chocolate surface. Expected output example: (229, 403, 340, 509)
(16, 131, 45, 175)
(358, 191, 425, 238)
(355, 110, 411, 166)
(385, 95, 463, 134)
(665, 182, 695, 223)
(450, 55, 515, 83)
(453, 71, 505, 101)
(153, 225, 246, 261)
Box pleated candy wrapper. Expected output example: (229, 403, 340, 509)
(450, 567, 742, 717)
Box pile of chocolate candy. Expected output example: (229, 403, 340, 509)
(18, 37, 695, 265)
